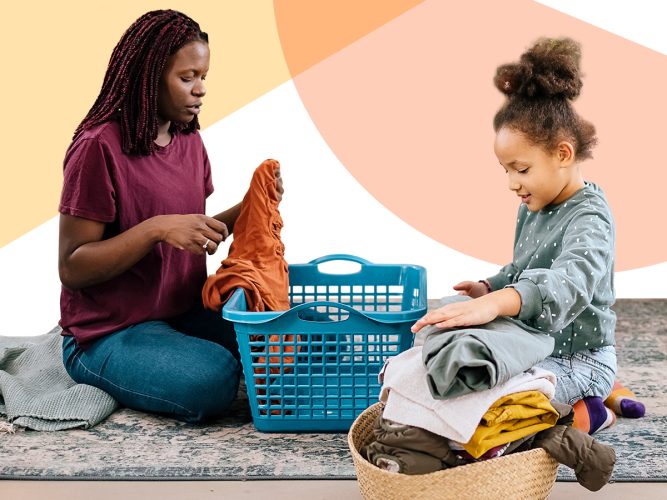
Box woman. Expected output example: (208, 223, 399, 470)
(58, 10, 281, 423)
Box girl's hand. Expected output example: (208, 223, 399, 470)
(453, 280, 490, 298)
(153, 214, 229, 255)
(411, 295, 500, 333)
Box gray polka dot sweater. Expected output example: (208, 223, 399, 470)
(486, 182, 616, 356)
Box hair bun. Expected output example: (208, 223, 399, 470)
(494, 37, 583, 100)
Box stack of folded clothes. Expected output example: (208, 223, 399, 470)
(362, 340, 616, 492)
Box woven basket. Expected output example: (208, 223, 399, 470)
(348, 402, 559, 500)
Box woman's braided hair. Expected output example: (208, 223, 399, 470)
(74, 10, 208, 155)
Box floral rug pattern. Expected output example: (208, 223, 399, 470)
(0, 299, 664, 481)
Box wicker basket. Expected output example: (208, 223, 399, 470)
(348, 402, 559, 500)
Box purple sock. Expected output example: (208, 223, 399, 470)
(620, 399, 646, 418)
(574, 397, 615, 435)
(605, 381, 647, 418)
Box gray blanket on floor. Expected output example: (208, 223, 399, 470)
(0, 328, 117, 431)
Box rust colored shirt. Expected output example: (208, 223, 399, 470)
(202, 159, 289, 312)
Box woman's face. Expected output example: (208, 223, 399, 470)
(157, 40, 210, 125)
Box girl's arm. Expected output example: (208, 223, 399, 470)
(506, 209, 614, 333)
(59, 213, 228, 290)
(486, 262, 520, 291)
(411, 288, 521, 333)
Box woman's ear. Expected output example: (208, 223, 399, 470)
(557, 141, 576, 166)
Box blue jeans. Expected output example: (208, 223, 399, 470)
(535, 346, 617, 405)
(62, 304, 241, 423)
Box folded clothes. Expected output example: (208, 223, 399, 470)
(380, 346, 556, 443)
(363, 400, 615, 491)
(420, 296, 554, 399)
(362, 414, 467, 475)
(462, 390, 559, 458)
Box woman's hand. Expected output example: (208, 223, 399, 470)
(411, 295, 500, 333)
(274, 166, 284, 202)
(453, 280, 490, 298)
(154, 214, 228, 255)
(59, 212, 227, 290)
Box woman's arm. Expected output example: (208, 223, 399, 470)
(212, 202, 242, 234)
(212, 164, 284, 233)
(59, 213, 228, 290)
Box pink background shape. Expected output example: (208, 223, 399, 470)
(278, 0, 667, 271)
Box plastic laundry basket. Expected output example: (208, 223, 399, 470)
(222, 254, 427, 432)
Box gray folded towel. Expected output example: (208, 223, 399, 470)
(0, 328, 117, 431)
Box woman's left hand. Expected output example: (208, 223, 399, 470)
(411, 295, 500, 333)
(274, 167, 284, 202)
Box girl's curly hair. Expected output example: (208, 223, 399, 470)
(493, 37, 597, 161)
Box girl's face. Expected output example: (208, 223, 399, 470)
(157, 40, 210, 126)
(494, 127, 582, 212)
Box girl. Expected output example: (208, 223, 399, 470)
(413, 38, 643, 434)
(58, 10, 282, 423)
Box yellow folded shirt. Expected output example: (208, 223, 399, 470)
(463, 390, 559, 458)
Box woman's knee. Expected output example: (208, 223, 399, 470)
(173, 349, 241, 423)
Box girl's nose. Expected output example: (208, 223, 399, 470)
(508, 177, 521, 191)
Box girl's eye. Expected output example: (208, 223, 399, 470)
(180, 77, 193, 83)
(518, 168, 529, 174)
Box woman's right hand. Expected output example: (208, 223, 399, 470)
(453, 280, 490, 298)
(154, 214, 229, 255)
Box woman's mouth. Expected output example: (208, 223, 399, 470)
(186, 104, 201, 115)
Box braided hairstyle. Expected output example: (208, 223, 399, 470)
(493, 37, 597, 161)
(74, 10, 208, 155)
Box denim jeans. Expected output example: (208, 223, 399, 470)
(62, 303, 241, 423)
(535, 345, 617, 405)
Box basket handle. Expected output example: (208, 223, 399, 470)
(308, 254, 372, 266)
(286, 300, 368, 317)
(266, 300, 380, 331)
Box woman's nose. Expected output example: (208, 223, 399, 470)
(193, 80, 206, 97)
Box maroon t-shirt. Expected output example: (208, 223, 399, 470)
(59, 121, 214, 347)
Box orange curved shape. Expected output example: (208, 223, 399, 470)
(275, 0, 667, 270)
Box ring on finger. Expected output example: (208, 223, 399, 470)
(202, 238, 210, 249)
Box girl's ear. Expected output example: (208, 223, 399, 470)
(557, 141, 575, 166)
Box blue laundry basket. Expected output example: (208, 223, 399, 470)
(222, 254, 427, 432)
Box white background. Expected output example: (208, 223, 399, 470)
(1, 0, 665, 337)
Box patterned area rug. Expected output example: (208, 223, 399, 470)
(0, 299, 665, 481)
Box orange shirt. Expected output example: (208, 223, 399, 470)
(202, 159, 289, 312)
